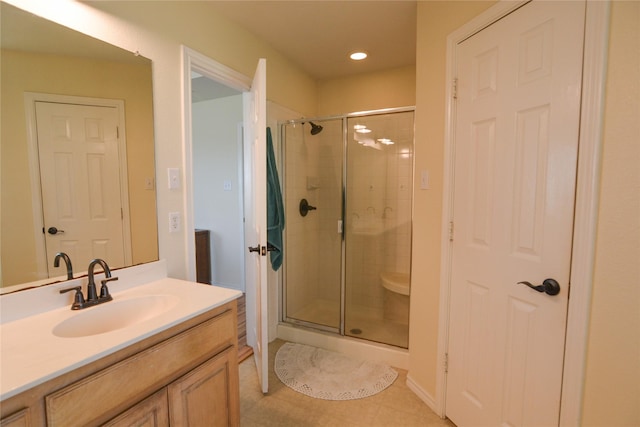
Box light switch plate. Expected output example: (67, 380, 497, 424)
(144, 177, 155, 190)
(420, 170, 430, 190)
(168, 168, 180, 190)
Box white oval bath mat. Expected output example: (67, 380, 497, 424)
(274, 342, 398, 400)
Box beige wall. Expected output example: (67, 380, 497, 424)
(1, 49, 157, 286)
(409, 0, 495, 397)
(317, 65, 416, 116)
(83, 1, 320, 280)
(89, 1, 319, 120)
(411, 2, 639, 424)
(582, 2, 640, 425)
(6, 1, 638, 424)
(6, 0, 320, 280)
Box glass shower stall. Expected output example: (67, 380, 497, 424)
(280, 108, 414, 348)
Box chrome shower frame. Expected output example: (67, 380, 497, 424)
(278, 106, 415, 343)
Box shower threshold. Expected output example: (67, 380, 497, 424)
(277, 322, 409, 370)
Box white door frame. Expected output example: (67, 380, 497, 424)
(180, 46, 251, 282)
(436, 1, 610, 425)
(24, 92, 133, 278)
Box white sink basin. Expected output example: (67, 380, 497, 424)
(52, 295, 180, 338)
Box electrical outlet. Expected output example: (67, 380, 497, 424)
(169, 212, 180, 232)
(223, 180, 232, 191)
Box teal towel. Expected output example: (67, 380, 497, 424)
(266, 127, 285, 271)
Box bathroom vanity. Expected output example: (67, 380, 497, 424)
(0, 261, 242, 426)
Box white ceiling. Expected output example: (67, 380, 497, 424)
(208, 1, 417, 80)
(2, 1, 417, 101)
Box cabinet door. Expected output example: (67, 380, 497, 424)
(168, 347, 239, 427)
(0, 409, 30, 427)
(103, 390, 169, 427)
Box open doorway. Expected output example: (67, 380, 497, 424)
(182, 48, 269, 389)
(182, 48, 253, 364)
(190, 68, 254, 363)
(191, 72, 244, 291)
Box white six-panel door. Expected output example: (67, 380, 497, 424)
(35, 101, 126, 276)
(445, 2, 585, 425)
(243, 58, 269, 393)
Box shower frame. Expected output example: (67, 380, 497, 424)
(278, 106, 415, 343)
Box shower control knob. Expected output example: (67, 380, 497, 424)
(299, 199, 317, 217)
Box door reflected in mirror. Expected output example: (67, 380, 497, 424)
(1, 3, 158, 291)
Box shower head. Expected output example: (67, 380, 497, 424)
(309, 121, 323, 135)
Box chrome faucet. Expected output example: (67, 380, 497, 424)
(59, 258, 118, 310)
(53, 252, 73, 280)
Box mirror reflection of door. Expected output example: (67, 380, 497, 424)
(35, 100, 128, 277)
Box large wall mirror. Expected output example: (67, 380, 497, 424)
(1, 3, 158, 292)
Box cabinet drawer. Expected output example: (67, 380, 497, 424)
(103, 389, 169, 427)
(46, 308, 235, 426)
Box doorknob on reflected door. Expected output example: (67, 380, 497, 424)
(47, 226, 65, 235)
(517, 278, 561, 296)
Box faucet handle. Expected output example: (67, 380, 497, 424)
(60, 286, 85, 310)
(99, 276, 118, 300)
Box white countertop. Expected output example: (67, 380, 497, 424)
(0, 261, 241, 401)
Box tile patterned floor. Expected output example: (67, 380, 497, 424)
(239, 339, 455, 427)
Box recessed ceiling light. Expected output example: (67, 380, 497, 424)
(350, 51, 368, 61)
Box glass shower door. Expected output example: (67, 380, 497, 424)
(344, 111, 414, 348)
(282, 118, 343, 331)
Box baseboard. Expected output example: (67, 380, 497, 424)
(406, 373, 442, 417)
(238, 345, 254, 363)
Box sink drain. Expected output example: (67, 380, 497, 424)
(350, 328, 362, 335)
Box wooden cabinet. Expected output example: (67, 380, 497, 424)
(104, 349, 239, 427)
(0, 301, 239, 427)
(195, 229, 211, 284)
(0, 409, 30, 427)
(103, 390, 169, 427)
(168, 348, 239, 426)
